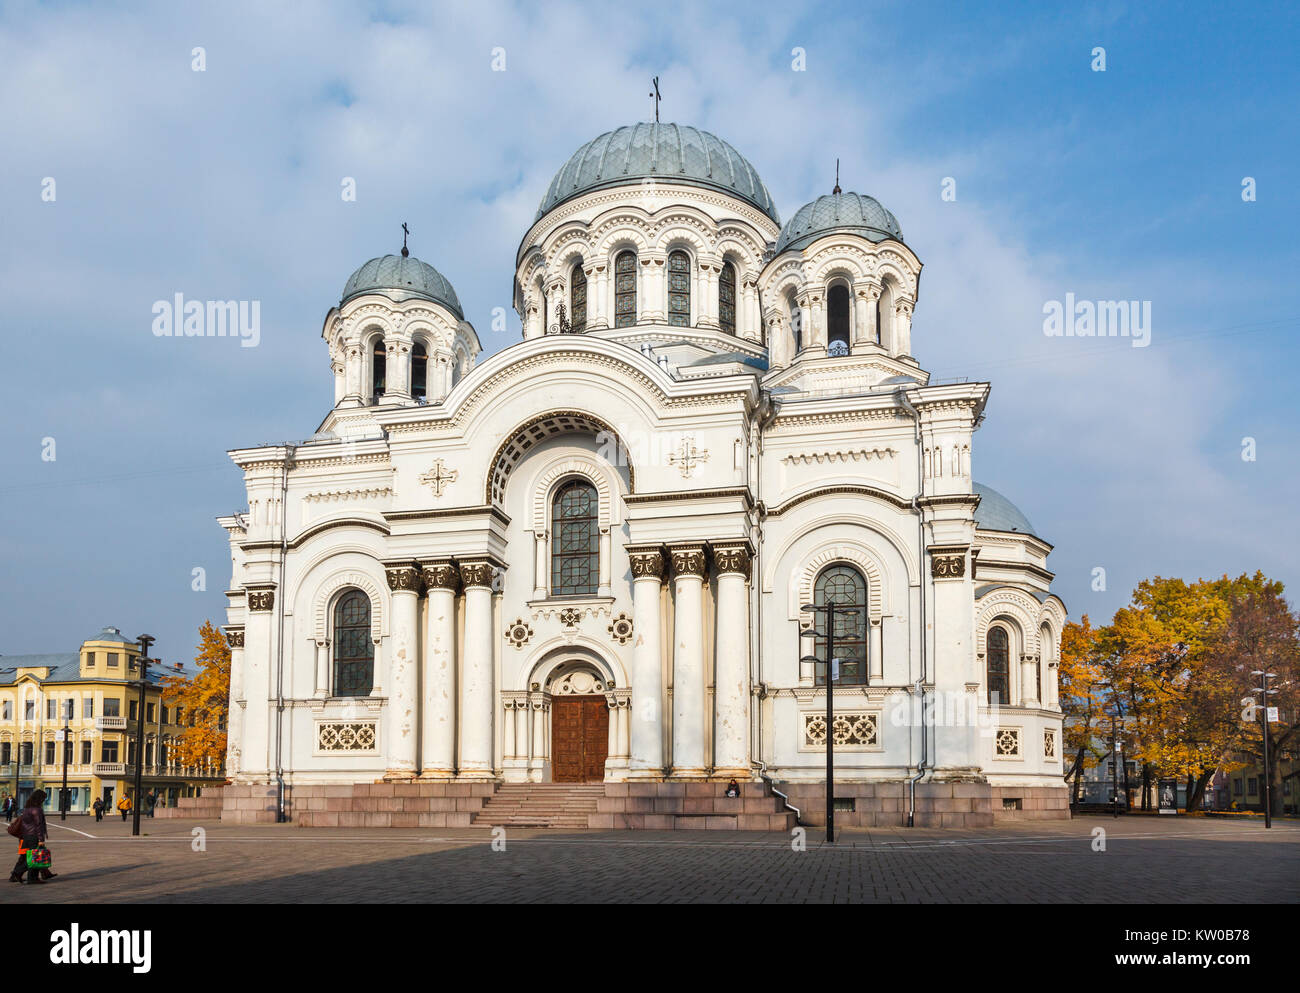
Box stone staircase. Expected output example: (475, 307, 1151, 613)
(473, 783, 605, 828)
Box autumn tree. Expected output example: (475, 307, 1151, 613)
(1058, 615, 1107, 802)
(161, 620, 231, 774)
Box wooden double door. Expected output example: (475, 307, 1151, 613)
(551, 694, 609, 783)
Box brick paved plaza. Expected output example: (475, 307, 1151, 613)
(6, 815, 1297, 903)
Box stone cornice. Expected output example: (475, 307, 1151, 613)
(384, 505, 512, 526)
(623, 486, 753, 509)
(766, 484, 913, 516)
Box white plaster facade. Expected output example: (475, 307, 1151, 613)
(220, 123, 1065, 791)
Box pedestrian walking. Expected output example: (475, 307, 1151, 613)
(117, 794, 132, 821)
(92, 797, 104, 822)
(0, 796, 10, 822)
(9, 789, 55, 884)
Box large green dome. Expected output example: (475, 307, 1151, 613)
(341, 254, 463, 319)
(776, 191, 903, 253)
(537, 123, 780, 224)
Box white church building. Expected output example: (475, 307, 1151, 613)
(218, 123, 1068, 828)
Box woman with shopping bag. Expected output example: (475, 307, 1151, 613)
(8, 789, 55, 884)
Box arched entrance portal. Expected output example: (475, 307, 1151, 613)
(548, 664, 610, 783)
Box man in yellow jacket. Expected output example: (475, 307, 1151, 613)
(116, 794, 132, 822)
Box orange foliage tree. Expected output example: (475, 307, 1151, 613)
(161, 620, 230, 775)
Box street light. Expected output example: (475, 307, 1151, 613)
(59, 698, 71, 820)
(801, 600, 859, 844)
(131, 635, 155, 837)
(1250, 670, 1278, 829)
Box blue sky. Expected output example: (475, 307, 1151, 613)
(1, 0, 1296, 660)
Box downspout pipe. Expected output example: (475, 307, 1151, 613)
(897, 389, 928, 828)
(274, 457, 289, 822)
(749, 390, 776, 787)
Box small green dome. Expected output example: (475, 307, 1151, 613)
(341, 254, 463, 319)
(776, 191, 903, 253)
(973, 482, 1037, 536)
(537, 122, 780, 224)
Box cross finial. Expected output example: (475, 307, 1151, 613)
(833, 159, 841, 195)
(401, 222, 410, 257)
(649, 77, 661, 123)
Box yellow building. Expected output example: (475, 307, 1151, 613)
(0, 626, 224, 814)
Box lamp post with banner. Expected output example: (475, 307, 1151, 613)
(1250, 670, 1278, 829)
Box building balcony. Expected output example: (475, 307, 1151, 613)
(93, 762, 126, 777)
(96, 716, 128, 731)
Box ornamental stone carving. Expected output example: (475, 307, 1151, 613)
(930, 546, 967, 579)
(558, 607, 582, 628)
(421, 561, 461, 592)
(247, 590, 275, 612)
(628, 547, 665, 579)
(385, 565, 422, 592)
(712, 544, 752, 580)
(670, 546, 708, 578)
(459, 561, 496, 589)
(224, 628, 245, 648)
(608, 612, 634, 645)
(505, 618, 534, 649)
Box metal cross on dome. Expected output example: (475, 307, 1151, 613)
(419, 458, 458, 497)
(401, 222, 410, 258)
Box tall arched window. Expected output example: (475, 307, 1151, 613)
(1038, 623, 1052, 703)
(828, 284, 851, 355)
(551, 479, 599, 596)
(987, 626, 1011, 706)
(570, 264, 587, 332)
(411, 342, 428, 401)
(719, 261, 737, 335)
(333, 590, 374, 697)
(614, 251, 637, 327)
(371, 338, 386, 401)
(813, 565, 868, 686)
(668, 250, 691, 326)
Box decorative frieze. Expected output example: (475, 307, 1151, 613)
(803, 712, 880, 749)
(316, 721, 378, 753)
(781, 448, 896, 466)
(994, 727, 1021, 758)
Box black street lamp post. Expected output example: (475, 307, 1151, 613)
(60, 699, 71, 820)
(1251, 670, 1278, 829)
(801, 601, 857, 844)
(131, 635, 155, 837)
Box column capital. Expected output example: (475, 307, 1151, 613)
(459, 559, 500, 590)
(710, 542, 753, 580)
(384, 563, 423, 593)
(245, 585, 276, 612)
(421, 560, 462, 592)
(669, 544, 709, 579)
(627, 545, 666, 579)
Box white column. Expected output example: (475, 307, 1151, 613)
(533, 531, 548, 599)
(224, 628, 246, 777)
(670, 545, 708, 778)
(869, 619, 883, 682)
(421, 562, 459, 777)
(383, 337, 411, 402)
(313, 639, 329, 697)
(1048, 661, 1060, 709)
(605, 694, 619, 765)
(598, 528, 611, 597)
(642, 253, 666, 323)
(240, 587, 275, 783)
(699, 262, 719, 329)
(895, 299, 914, 357)
(628, 548, 665, 777)
(332, 360, 345, 405)
(741, 279, 758, 339)
(384, 564, 421, 779)
(712, 544, 752, 779)
(516, 699, 531, 763)
(1022, 655, 1039, 707)
(616, 692, 630, 758)
(591, 265, 609, 329)
(458, 560, 497, 778)
(503, 700, 517, 759)
(344, 343, 363, 399)
(532, 696, 548, 770)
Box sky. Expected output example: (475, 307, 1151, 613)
(1, 0, 1296, 661)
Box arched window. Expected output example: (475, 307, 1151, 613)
(371, 337, 386, 401)
(813, 565, 868, 686)
(987, 626, 1011, 706)
(570, 264, 587, 332)
(614, 251, 637, 327)
(1038, 623, 1052, 703)
(668, 250, 691, 326)
(551, 479, 598, 596)
(828, 284, 851, 355)
(719, 262, 737, 335)
(788, 294, 802, 354)
(332, 590, 374, 697)
(411, 342, 428, 401)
